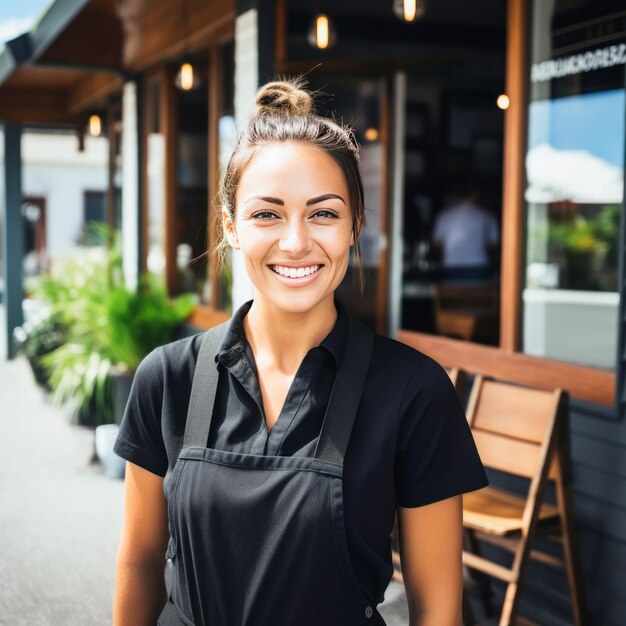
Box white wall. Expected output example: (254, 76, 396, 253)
(21, 131, 108, 257)
(0, 128, 108, 262)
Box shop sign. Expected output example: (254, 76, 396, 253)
(531, 43, 626, 83)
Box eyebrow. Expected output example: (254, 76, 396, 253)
(243, 193, 346, 207)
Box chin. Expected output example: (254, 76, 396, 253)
(258, 286, 334, 315)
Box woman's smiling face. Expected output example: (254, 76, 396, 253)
(223, 141, 354, 314)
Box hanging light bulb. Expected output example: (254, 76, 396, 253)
(88, 114, 102, 137)
(175, 61, 200, 91)
(364, 127, 379, 142)
(175, 0, 200, 91)
(307, 13, 337, 49)
(392, 0, 426, 22)
(496, 94, 510, 110)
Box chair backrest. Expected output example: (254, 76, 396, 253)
(434, 283, 500, 314)
(465, 375, 563, 481)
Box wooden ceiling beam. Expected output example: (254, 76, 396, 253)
(65, 72, 124, 115)
(0, 90, 74, 124)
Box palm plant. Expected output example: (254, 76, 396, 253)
(31, 226, 196, 425)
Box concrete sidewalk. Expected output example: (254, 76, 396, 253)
(0, 307, 410, 626)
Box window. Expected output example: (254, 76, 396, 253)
(522, 0, 625, 369)
(84, 190, 106, 224)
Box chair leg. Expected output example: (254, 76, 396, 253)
(499, 535, 535, 626)
(463, 528, 494, 617)
(499, 579, 522, 626)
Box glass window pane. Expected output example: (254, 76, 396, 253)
(523, 0, 625, 369)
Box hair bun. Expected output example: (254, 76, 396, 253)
(255, 80, 313, 117)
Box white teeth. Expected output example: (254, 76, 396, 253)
(271, 264, 320, 278)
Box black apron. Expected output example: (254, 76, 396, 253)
(157, 315, 385, 626)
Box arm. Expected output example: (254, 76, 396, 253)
(397, 495, 464, 626)
(113, 461, 170, 626)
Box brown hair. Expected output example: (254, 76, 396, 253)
(215, 77, 366, 289)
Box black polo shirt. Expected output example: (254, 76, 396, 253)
(114, 298, 488, 605)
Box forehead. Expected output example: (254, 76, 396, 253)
(236, 142, 349, 202)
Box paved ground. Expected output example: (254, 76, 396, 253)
(0, 306, 411, 625)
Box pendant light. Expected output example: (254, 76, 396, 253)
(307, 12, 337, 50)
(175, 61, 200, 91)
(88, 114, 102, 137)
(392, 0, 426, 22)
(496, 94, 510, 110)
(175, 0, 201, 91)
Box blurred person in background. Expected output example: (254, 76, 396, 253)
(432, 180, 500, 281)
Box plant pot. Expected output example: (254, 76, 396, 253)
(28, 356, 51, 389)
(70, 394, 102, 427)
(95, 424, 126, 479)
(110, 369, 135, 425)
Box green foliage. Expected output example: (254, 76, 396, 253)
(30, 224, 196, 425)
(528, 204, 621, 291)
(14, 310, 66, 387)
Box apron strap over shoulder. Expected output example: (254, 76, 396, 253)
(183, 321, 229, 448)
(184, 312, 374, 466)
(313, 316, 374, 465)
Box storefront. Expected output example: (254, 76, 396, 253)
(1, 0, 625, 622)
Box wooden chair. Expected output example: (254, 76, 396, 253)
(433, 283, 499, 345)
(461, 376, 587, 626)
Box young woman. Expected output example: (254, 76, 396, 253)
(113, 79, 488, 626)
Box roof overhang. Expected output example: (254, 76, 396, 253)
(0, 0, 124, 126)
(0, 0, 235, 127)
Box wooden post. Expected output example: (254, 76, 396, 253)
(500, 0, 528, 352)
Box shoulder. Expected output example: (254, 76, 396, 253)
(369, 332, 451, 398)
(156, 331, 205, 369)
(133, 332, 205, 390)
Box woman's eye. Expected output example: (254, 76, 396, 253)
(251, 211, 278, 220)
(312, 210, 338, 219)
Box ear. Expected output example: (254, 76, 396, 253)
(222, 207, 240, 250)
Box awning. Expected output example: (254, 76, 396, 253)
(0, 0, 124, 126)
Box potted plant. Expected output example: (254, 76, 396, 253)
(30, 226, 196, 476)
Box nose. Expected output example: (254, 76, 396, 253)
(278, 219, 313, 256)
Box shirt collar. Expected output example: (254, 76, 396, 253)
(216, 297, 349, 368)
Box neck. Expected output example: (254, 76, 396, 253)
(243, 294, 338, 375)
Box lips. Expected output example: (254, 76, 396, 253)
(269, 264, 323, 278)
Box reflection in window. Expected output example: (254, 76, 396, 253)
(523, 0, 625, 369)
